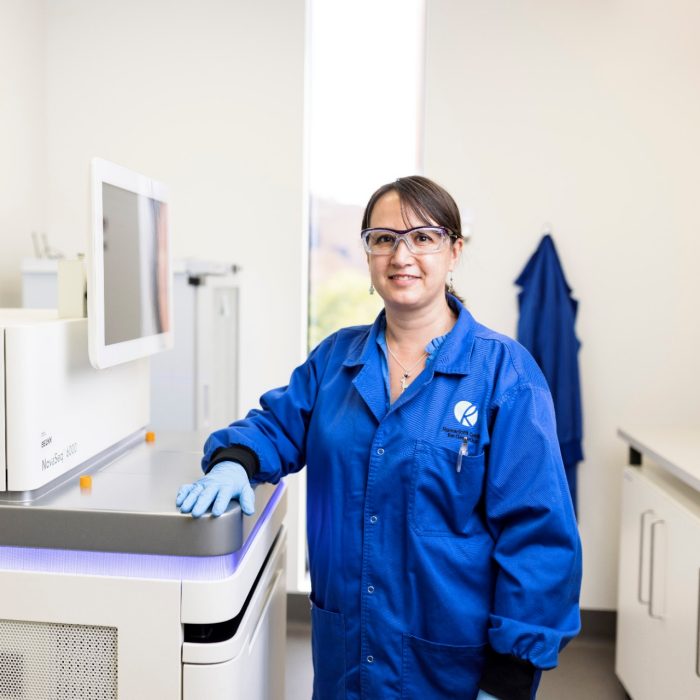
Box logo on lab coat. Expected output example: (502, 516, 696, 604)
(454, 401, 478, 427)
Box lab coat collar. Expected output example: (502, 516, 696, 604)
(343, 295, 476, 376)
(431, 295, 476, 376)
(342, 314, 387, 423)
(342, 311, 385, 369)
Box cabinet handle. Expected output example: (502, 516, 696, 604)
(638, 510, 654, 604)
(649, 519, 666, 619)
(218, 294, 231, 317)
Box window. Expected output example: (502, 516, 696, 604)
(308, 0, 425, 347)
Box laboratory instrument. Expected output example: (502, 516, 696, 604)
(0, 159, 286, 698)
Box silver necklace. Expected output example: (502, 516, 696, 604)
(386, 342, 428, 393)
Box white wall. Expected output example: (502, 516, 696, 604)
(424, 0, 700, 609)
(42, 0, 307, 413)
(0, 0, 46, 306)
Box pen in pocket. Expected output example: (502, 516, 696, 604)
(456, 435, 468, 472)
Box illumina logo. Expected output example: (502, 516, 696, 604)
(453, 400, 478, 427)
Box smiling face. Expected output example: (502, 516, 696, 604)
(367, 190, 462, 313)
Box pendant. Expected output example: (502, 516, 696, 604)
(400, 373, 409, 392)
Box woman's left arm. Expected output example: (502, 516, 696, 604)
(480, 382, 582, 698)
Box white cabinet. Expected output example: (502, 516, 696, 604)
(660, 493, 700, 696)
(616, 468, 666, 699)
(616, 440, 700, 700)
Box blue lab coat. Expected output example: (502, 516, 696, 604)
(204, 297, 581, 699)
(515, 235, 583, 510)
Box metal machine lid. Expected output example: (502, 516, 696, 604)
(0, 436, 280, 557)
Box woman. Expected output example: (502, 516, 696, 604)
(177, 176, 582, 700)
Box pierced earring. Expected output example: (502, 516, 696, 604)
(447, 273, 454, 295)
(369, 283, 375, 295)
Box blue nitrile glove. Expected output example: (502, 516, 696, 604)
(176, 461, 255, 518)
(476, 691, 499, 700)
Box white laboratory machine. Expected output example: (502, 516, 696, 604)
(21, 257, 240, 433)
(0, 159, 287, 699)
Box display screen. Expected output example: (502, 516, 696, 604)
(102, 183, 170, 346)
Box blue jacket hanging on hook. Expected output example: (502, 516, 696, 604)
(515, 234, 583, 512)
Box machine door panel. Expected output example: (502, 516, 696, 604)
(183, 534, 287, 699)
(0, 568, 182, 698)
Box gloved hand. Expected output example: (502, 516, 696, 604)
(476, 691, 500, 700)
(176, 461, 255, 518)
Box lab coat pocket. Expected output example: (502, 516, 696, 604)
(410, 440, 486, 536)
(310, 598, 346, 700)
(401, 634, 486, 699)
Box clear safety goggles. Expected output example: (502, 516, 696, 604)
(360, 226, 454, 255)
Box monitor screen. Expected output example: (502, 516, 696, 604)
(88, 158, 173, 369)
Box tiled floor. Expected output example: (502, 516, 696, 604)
(285, 622, 315, 699)
(285, 625, 628, 700)
(538, 637, 627, 700)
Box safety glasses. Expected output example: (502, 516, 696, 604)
(360, 226, 453, 255)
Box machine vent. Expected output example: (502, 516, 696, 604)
(0, 619, 117, 699)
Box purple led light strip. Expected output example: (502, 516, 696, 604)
(0, 484, 283, 582)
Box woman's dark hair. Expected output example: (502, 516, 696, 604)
(362, 175, 465, 301)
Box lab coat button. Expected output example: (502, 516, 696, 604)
(367, 655, 374, 664)
(367, 585, 375, 594)
(370, 515, 378, 524)
(376, 448, 384, 455)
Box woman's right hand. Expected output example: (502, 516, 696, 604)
(176, 461, 256, 518)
